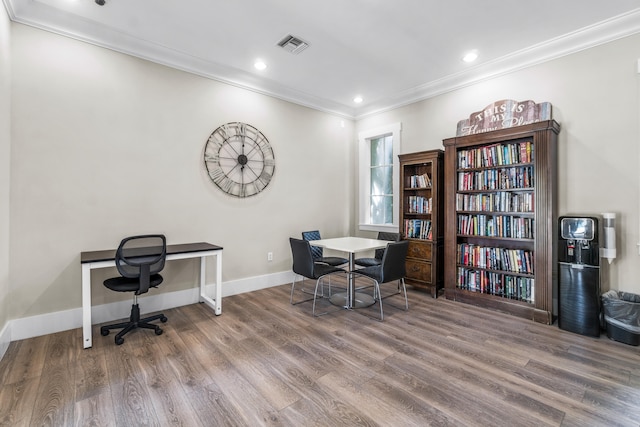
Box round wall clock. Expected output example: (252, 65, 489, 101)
(203, 122, 276, 198)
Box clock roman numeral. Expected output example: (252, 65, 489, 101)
(259, 171, 272, 182)
(204, 154, 220, 165)
(220, 123, 231, 139)
(208, 168, 225, 181)
(218, 176, 234, 193)
(239, 183, 249, 197)
(208, 133, 225, 148)
(256, 136, 271, 152)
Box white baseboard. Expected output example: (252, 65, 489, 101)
(6, 270, 294, 343)
(0, 322, 10, 361)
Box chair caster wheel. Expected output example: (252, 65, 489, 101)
(160, 316, 168, 323)
(100, 328, 109, 336)
(115, 337, 124, 345)
(155, 327, 163, 336)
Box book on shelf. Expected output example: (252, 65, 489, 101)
(457, 166, 534, 191)
(404, 219, 432, 239)
(457, 243, 533, 274)
(457, 140, 534, 169)
(456, 192, 534, 213)
(409, 173, 432, 188)
(457, 214, 534, 239)
(407, 196, 432, 214)
(456, 267, 534, 303)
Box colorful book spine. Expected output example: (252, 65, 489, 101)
(456, 214, 534, 239)
(457, 140, 534, 169)
(456, 267, 534, 303)
(409, 173, 432, 188)
(404, 219, 432, 239)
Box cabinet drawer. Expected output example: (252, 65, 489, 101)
(406, 259, 432, 283)
(407, 240, 432, 260)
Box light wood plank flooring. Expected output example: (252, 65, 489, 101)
(1, 280, 639, 426)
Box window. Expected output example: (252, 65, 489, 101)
(358, 123, 401, 232)
(370, 135, 393, 224)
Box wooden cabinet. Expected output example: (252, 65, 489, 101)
(398, 150, 444, 297)
(443, 120, 560, 324)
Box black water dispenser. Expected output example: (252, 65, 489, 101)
(558, 216, 601, 336)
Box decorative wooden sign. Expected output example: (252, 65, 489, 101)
(456, 99, 552, 136)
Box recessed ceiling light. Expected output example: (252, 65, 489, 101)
(353, 96, 363, 104)
(462, 50, 478, 63)
(254, 60, 267, 71)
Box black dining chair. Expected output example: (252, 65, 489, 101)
(354, 232, 401, 268)
(354, 240, 409, 321)
(289, 238, 347, 316)
(301, 230, 348, 267)
(100, 234, 168, 345)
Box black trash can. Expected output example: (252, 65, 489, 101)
(601, 290, 640, 346)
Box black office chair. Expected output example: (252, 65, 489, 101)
(354, 232, 401, 268)
(100, 234, 168, 345)
(354, 240, 409, 321)
(301, 230, 348, 267)
(289, 238, 346, 316)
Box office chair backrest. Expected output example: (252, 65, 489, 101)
(115, 234, 167, 294)
(379, 240, 409, 283)
(301, 230, 323, 261)
(290, 237, 315, 279)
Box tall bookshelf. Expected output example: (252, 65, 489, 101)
(443, 120, 560, 323)
(399, 149, 444, 297)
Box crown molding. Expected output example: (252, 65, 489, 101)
(3, 0, 357, 118)
(5, 1, 640, 120)
(355, 8, 640, 119)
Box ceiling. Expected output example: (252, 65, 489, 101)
(5, 0, 640, 118)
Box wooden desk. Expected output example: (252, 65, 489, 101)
(81, 242, 223, 348)
(309, 237, 389, 309)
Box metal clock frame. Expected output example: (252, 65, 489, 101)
(204, 122, 276, 198)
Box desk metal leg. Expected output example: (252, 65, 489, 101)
(82, 264, 92, 349)
(198, 251, 223, 315)
(215, 250, 222, 314)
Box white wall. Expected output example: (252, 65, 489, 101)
(6, 18, 640, 344)
(9, 24, 354, 320)
(0, 2, 11, 352)
(357, 33, 640, 294)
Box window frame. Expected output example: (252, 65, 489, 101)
(358, 122, 401, 233)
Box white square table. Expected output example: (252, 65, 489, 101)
(309, 236, 390, 309)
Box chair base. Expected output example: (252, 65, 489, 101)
(352, 275, 409, 321)
(291, 275, 338, 305)
(100, 303, 167, 345)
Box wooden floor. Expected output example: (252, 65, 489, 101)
(1, 280, 639, 427)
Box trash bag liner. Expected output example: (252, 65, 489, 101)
(601, 290, 640, 345)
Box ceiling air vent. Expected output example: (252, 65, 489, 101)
(277, 35, 309, 55)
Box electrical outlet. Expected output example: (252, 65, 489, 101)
(267, 252, 273, 262)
